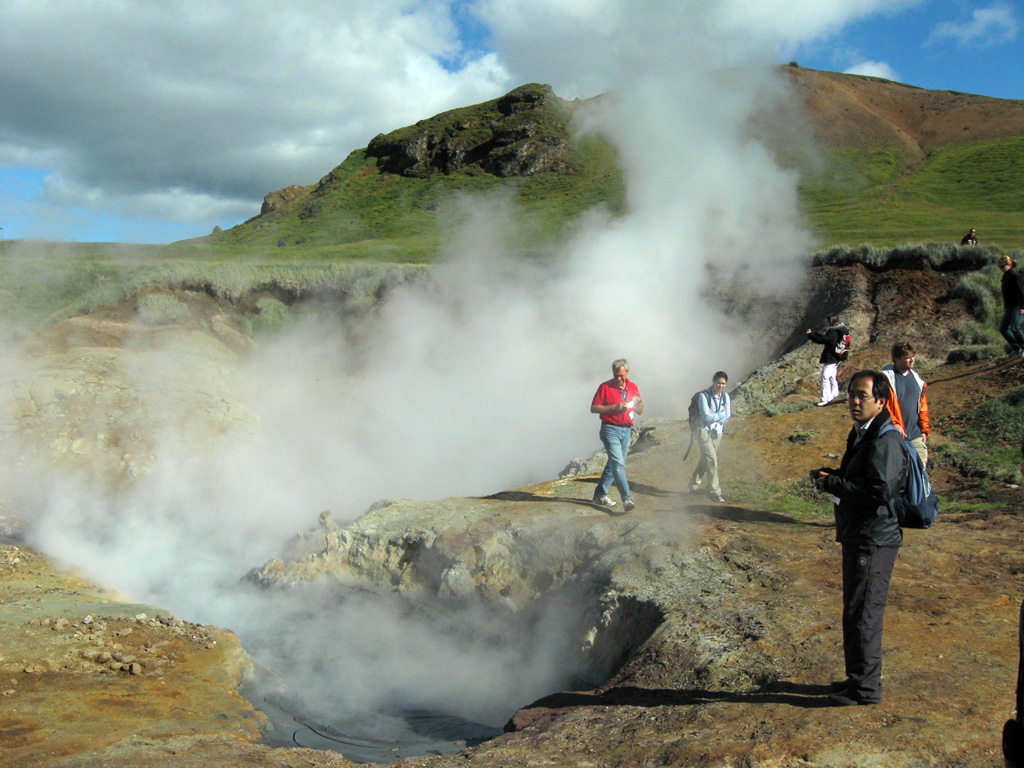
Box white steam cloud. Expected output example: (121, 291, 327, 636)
(2, 0, 894, 754)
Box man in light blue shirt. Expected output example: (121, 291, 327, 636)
(689, 371, 731, 503)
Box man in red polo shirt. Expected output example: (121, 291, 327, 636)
(590, 358, 644, 511)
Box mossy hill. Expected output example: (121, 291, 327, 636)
(194, 68, 1024, 258)
(198, 83, 624, 260)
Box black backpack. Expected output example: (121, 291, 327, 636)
(683, 390, 708, 460)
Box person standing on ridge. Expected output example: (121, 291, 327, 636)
(590, 359, 643, 512)
(881, 342, 930, 467)
(960, 228, 978, 246)
(811, 371, 906, 706)
(806, 314, 850, 406)
(999, 255, 1024, 357)
(689, 371, 731, 503)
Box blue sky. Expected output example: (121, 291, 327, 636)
(790, 0, 1022, 99)
(0, 0, 1019, 245)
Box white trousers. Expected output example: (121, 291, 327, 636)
(820, 363, 839, 404)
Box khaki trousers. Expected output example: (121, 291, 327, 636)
(690, 428, 722, 495)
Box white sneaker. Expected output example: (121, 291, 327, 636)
(623, 499, 636, 512)
(594, 495, 616, 507)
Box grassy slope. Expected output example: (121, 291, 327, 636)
(800, 135, 1024, 247)
(787, 67, 1024, 249)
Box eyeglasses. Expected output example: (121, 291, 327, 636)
(847, 392, 876, 402)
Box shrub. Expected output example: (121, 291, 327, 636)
(812, 242, 999, 272)
(947, 269, 1001, 322)
(244, 297, 292, 336)
(951, 320, 1001, 345)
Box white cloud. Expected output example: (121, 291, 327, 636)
(845, 60, 901, 82)
(0, 1, 511, 239)
(930, 2, 1019, 47)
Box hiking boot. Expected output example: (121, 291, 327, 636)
(827, 691, 878, 706)
(623, 499, 636, 512)
(594, 495, 616, 508)
(828, 679, 851, 693)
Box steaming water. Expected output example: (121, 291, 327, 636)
(245, 685, 501, 762)
(230, 582, 603, 762)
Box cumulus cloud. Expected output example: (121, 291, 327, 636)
(930, 2, 1019, 47)
(0, 1, 510, 238)
(845, 60, 902, 81)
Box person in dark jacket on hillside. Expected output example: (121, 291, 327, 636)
(812, 370, 907, 706)
(998, 255, 1024, 357)
(961, 228, 978, 246)
(806, 314, 850, 406)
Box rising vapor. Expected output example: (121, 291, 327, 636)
(3, 0, 902, 753)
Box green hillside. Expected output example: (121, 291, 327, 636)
(191, 70, 1024, 259)
(198, 83, 625, 260)
(798, 135, 1024, 246)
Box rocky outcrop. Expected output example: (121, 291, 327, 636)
(261, 184, 311, 215)
(365, 83, 573, 179)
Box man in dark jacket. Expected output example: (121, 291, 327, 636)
(806, 314, 850, 406)
(812, 370, 907, 706)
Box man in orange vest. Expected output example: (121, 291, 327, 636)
(881, 342, 930, 467)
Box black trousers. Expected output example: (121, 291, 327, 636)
(841, 543, 898, 703)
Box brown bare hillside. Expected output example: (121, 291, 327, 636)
(785, 64, 1024, 156)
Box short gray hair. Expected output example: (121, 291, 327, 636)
(612, 358, 629, 374)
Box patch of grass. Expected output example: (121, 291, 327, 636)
(938, 500, 1006, 517)
(946, 267, 1002, 322)
(936, 387, 1024, 483)
(0, 244, 429, 330)
(727, 479, 833, 520)
(241, 297, 292, 337)
(764, 400, 816, 417)
(933, 443, 1022, 484)
(951, 320, 1001, 345)
(136, 293, 189, 325)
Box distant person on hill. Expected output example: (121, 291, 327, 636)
(590, 359, 644, 511)
(961, 228, 978, 246)
(806, 315, 850, 406)
(998, 255, 1024, 357)
(881, 342, 930, 466)
(811, 370, 906, 707)
(689, 371, 731, 503)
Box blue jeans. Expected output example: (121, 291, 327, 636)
(1000, 305, 1024, 352)
(596, 423, 632, 501)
